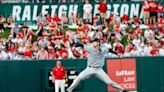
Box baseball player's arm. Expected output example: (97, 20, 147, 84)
(75, 42, 92, 52)
(76, 44, 93, 53)
(108, 48, 123, 58)
(108, 49, 118, 55)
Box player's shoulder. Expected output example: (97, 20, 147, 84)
(52, 66, 57, 70)
(61, 66, 66, 70)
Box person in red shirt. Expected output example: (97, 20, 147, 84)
(52, 13, 61, 24)
(157, 3, 163, 17)
(130, 15, 141, 25)
(142, 0, 150, 24)
(99, 0, 107, 23)
(51, 61, 67, 92)
(150, 43, 159, 56)
(121, 14, 129, 24)
(59, 46, 69, 59)
(157, 16, 163, 30)
(149, 0, 157, 24)
(108, 13, 114, 24)
(46, 14, 52, 23)
(24, 47, 32, 59)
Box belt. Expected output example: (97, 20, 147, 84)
(88, 66, 100, 68)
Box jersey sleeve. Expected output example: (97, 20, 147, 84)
(84, 45, 93, 53)
(102, 47, 109, 55)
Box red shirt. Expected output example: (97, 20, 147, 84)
(53, 16, 61, 23)
(149, 1, 157, 12)
(135, 27, 142, 35)
(121, 14, 129, 22)
(52, 66, 66, 80)
(77, 27, 83, 33)
(133, 17, 140, 23)
(59, 49, 69, 59)
(24, 50, 32, 58)
(109, 14, 113, 23)
(115, 45, 124, 54)
(142, 3, 149, 12)
(46, 17, 52, 22)
(158, 4, 163, 13)
(158, 17, 163, 24)
(114, 25, 120, 33)
(8, 47, 16, 53)
(150, 49, 158, 56)
(17, 32, 23, 38)
(99, 2, 107, 13)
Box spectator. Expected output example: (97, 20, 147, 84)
(60, 13, 68, 27)
(10, 23, 20, 38)
(130, 15, 141, 26)
(121, 13, 129, 24)
(24, 46, 32, 59)
(36, 47, 49, 60)
(99, 0, 107, 23)
(0, 46, 9, 60)
(113, 41, 124, 55)
(7, 14, 14, 27)
(36, 13, 46, 25)
(0, 15, 5, 33)
(157, 3, 163, 17)
(149, 0, 157, 24)
(159, 39, 164, 56)
(83, 0, 93, 23)
(68, 12, 76, 25)
(24, 29, 35, 42)
(143, 41, 153, 56)
(76, 13, 83, 26)
(142, 0, 150, 25)
(144, 27, 155, 41)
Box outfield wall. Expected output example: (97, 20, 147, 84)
(0, 57, 164, 92)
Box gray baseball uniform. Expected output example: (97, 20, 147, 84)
(67, 44, 124, 92)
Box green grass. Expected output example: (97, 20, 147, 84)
(0, 28, 10, 39)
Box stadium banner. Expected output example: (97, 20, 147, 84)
(107, 58, 137, 91)
(0, 2, 143, 23)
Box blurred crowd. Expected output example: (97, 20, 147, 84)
(0, 0, 164, 60)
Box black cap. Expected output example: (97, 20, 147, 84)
(91, 38, 100, 43)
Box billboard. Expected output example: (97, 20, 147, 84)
(107, 58, 137, 91)
(0, 2, 144, 23)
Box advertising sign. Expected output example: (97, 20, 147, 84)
(107, 58, 137, 91)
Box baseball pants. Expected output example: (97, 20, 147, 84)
(67, 67, 124, 92)
(55, 80, 65, 92)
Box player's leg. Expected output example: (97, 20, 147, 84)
(67, 67, 94, 92)
(59, 80, 65, 92)
(55, 80, 60, 92)
(95, 68, 124, 92)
